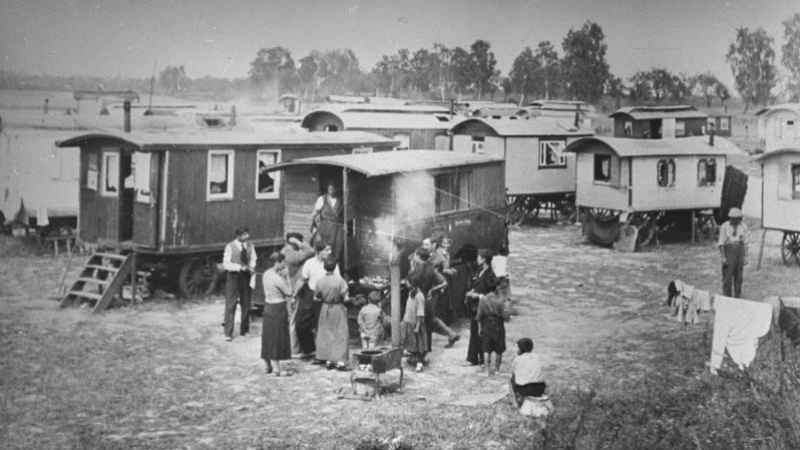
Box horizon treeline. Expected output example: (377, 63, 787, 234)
(2, 16, 799, 113)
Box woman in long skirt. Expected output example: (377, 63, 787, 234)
(261, 252, 294, 376)
(314, 259, 350, 370)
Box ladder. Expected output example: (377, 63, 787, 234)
(61, 249, 136, 313)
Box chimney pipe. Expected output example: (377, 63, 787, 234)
(123, 100, 131, 133)
(709, 129, 714, 146)
(230, 105, 236, 127)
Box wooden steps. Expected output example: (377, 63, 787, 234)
(60, 249, 137, 313)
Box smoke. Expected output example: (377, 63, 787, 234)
(359, 171, 435, 268)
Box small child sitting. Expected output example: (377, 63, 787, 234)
(358, 291, 385, 349)
(510, 338, 547, 407)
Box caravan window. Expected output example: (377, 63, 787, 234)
(393, 133, 410, 150)
(657, 159, 676, 187)
(539, 141, 566, 168)
(435, 171, 469, 213)
(207, 150, 234, 201)
(100, 150, 119, 197)
(594, 154, 611, 183)
(793, 165, 800, 200)
(471, 137, 484, 154)
(697, 158, 717, 186)
(255, 150, 281, 199)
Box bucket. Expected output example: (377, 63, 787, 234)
(353, 378, 377, 397)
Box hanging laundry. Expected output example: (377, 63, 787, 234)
(710, 295, 773, 373)
(692, 289, 711, 312)
(674, 283, 699, 327)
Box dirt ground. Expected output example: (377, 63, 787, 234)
(1, 220, 797, 449)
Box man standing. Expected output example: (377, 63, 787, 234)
(718, 207, 748, 298)
(280, 232, 315, 357)
(222, 226, 256, 341)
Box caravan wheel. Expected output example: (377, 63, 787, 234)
(178, 257, 217, 298)
(782, 232, 800, 266)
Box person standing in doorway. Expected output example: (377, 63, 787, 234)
(311, 181, 345, 264)
(718, 207, 748, 298)
(222, 226, 256, 341)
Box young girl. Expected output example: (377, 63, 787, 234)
(402, 280, 427, 372)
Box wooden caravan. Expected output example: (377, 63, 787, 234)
(55, 129, 397, 311)
(610, 105, 708, 139)
(565, 135, 744, 248)
(755, 104, 800, 153)
(300, 104, 457, 150)
(706, 114, 733, 137)
(449, 117, 592, 224)
(266, 151, 508, 316)
(755, 149, 800, 266)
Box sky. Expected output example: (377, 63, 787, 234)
(1, 0, 798, 89)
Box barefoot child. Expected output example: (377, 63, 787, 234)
(476, 285, 511, 377)
(402, 280, 427, 372)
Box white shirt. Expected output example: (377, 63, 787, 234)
(314, 195, 338, 212)
(301, 256, 340, 291)
(222, 240, 256, 272)
(512, 352, 543, 385)
(492, 255, 508, 278)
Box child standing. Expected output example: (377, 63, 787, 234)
(402, 281, 427, 372)
(476, 287, 511, 377)
(358, 291, 385, 349)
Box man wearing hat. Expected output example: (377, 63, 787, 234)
(222, 226, 257, 341)
(717, 207, 748, 298)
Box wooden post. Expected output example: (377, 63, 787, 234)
(130, 252, 137, 305)
(691, 210, 696, 244)
(390, 263, 401, 348)
(342, 168, 349, 271)
(757, 229, 767, 270)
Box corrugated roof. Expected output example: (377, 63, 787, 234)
(265, 150, 502, 177)
(754, 103, 800, 116)
(56, 129, 395, 151)
(610, 105, 707, 120)
(449, 117, 593, 137)
(564, 136, 743, 158)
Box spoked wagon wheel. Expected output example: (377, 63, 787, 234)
(507, 196, 539, 226)
(782, 232, 800, 266)
(553, 199, 577, 223)
(694, 212, 719, 243)
(587, 208, 619, 222)
(178, 257, 218, 298)
(629, 212, 660, 247)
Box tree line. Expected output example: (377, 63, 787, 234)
(3, 15, 800, 112)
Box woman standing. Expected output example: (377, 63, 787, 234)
(261, 252, 294, 377)
(314, 259, 351, 370)
(464, 249, 497, 367)
(311, 181, 345, 264)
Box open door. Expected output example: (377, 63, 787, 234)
(118, 151, 133, 242)
(131, 151, 159, 248)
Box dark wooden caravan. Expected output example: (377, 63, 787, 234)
(55, 130, 396, 312)
(265, 150, 508, 317)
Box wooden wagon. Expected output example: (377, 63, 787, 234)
(264, 150, 509, 316)
(564, 135, 745, 248)
(449, 117, 592, 225)
(755, 149, 800, 266)
(54, 129, 397, 312)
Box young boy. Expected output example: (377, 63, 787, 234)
(476, 286, 511, 377)
(510, 338, 547, 406)
(358, 291, 385, 349)
(402, 280, 427, 372)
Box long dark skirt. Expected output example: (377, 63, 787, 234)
(261, 302, 291, 361)
(466, 318, 484, 365)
